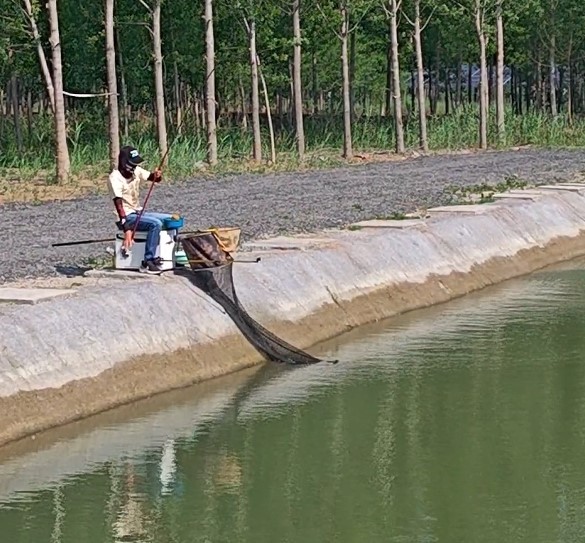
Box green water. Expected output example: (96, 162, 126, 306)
(3, 262, 585, 542)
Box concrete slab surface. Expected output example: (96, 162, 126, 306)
(242, 236, 336, 251)
(536, 185, 585, 192)
(0, 288, 75, 305)
(350, 219, 425, 229)
(493, 193, 540, 200)
(427, 204, 497, 214)
(509, 189, 550, 195)
(508, 188, 583, 197)
(84, 268, 162, 280)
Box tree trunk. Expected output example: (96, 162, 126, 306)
(105, 0, 120, 169)
(11, 75, 23, 155)
(311, 50, 318, 115)
(292, 0, 305, 159)
(38, 90, 44, 115)
(350, 30, 356, 122)
(0, 89, 4, 141)
(152, 0, 168, 161)
(536, 56, 543, 112)
(567, 38, 574, 124)
(430, 39, 440, 116)
(47, 0, 70, 181)
(410, 70, 415, 113)
(413, 0, 428, 152)
(288, 61, 294, 125)
(390, 0, 405, 153)
(194, 92, 201, 132)
(525, 72, 531, 113)
(259, 60, 276, 164)
(23, 0, 55, 114)
(495, 0, 505, 144)
(115, 28, 129, 140)
(173, 60, 182, 133)
(445, 68, 450, 115)
(428, 68, 434, 115)
(456, 58, 462, 107)
(248, 19, 262, 161)
(200, 90, 207, 130)
(340, 1, 352, 159)
(549, 12, 557, 117)
(568, 63, 573, 125)
(488, 58, 494, 104)
(385, 36, 392, 117)
(558, 67, 565, 113)
(510, 65, 516, 113)
(467, 63, 473, 104)
(475, 0, 488, 149)
(517, 71, 523, 115)
(205, 0, 218, 165)
(239, 78, 248, 131)
(26, 89, 33, 145)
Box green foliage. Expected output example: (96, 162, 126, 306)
(2, 0, 585, 187)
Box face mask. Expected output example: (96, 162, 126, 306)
(122, 163, 136, 175)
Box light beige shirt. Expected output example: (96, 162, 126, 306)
(108, 166, 151, 216)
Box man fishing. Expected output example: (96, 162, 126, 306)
(108, 145, 174, 273)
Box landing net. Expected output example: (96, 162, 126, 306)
(179, 229, 327, 365)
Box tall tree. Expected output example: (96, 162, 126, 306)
(340, 0, 352, 158)
(153, 0, 168, 159)
(386, 0, 405, 153)
(258, 57, 276, 163)
(450, 0, 491, 147)
(495, 0, 504, 143)
(138, 0, 168, 159)
(292, 0, 305, 159)
(47, 0, 70, 181)
(238, 0, 262, 162)
(403, 0, 430, 152)
(10, 75, 23, 155)
(547, 0, 558, 117)
(471, 0, 489, 149)
(247, 17, 262, 161)
(22, 0, 55, 113)
(205, 0, 218, 165)
(105, 0, 120, 168)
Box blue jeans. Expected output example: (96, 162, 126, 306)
(125, 212, 175, 261)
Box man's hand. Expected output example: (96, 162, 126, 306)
(122, 230, 134, 251)
(153, 168, 162, 183)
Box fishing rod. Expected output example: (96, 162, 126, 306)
(51, 236, 116, 248)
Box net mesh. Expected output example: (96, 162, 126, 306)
(179, 230, 329, 365)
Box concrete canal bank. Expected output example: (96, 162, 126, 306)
(1, 183, 585, 446)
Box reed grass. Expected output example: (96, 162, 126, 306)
(1, 105, 584, 197)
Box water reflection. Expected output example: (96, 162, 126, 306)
(3, 266, 585, 542)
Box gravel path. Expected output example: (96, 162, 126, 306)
(2, 148, 585, 283)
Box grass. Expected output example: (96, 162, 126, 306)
(0, 106, 583, 204)
(443, 175, 531, 205)
(81, 254, 114, 269)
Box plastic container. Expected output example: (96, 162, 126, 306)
(175, 249, 188, 265)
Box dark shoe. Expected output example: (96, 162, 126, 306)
(140, 259, 162, 274)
